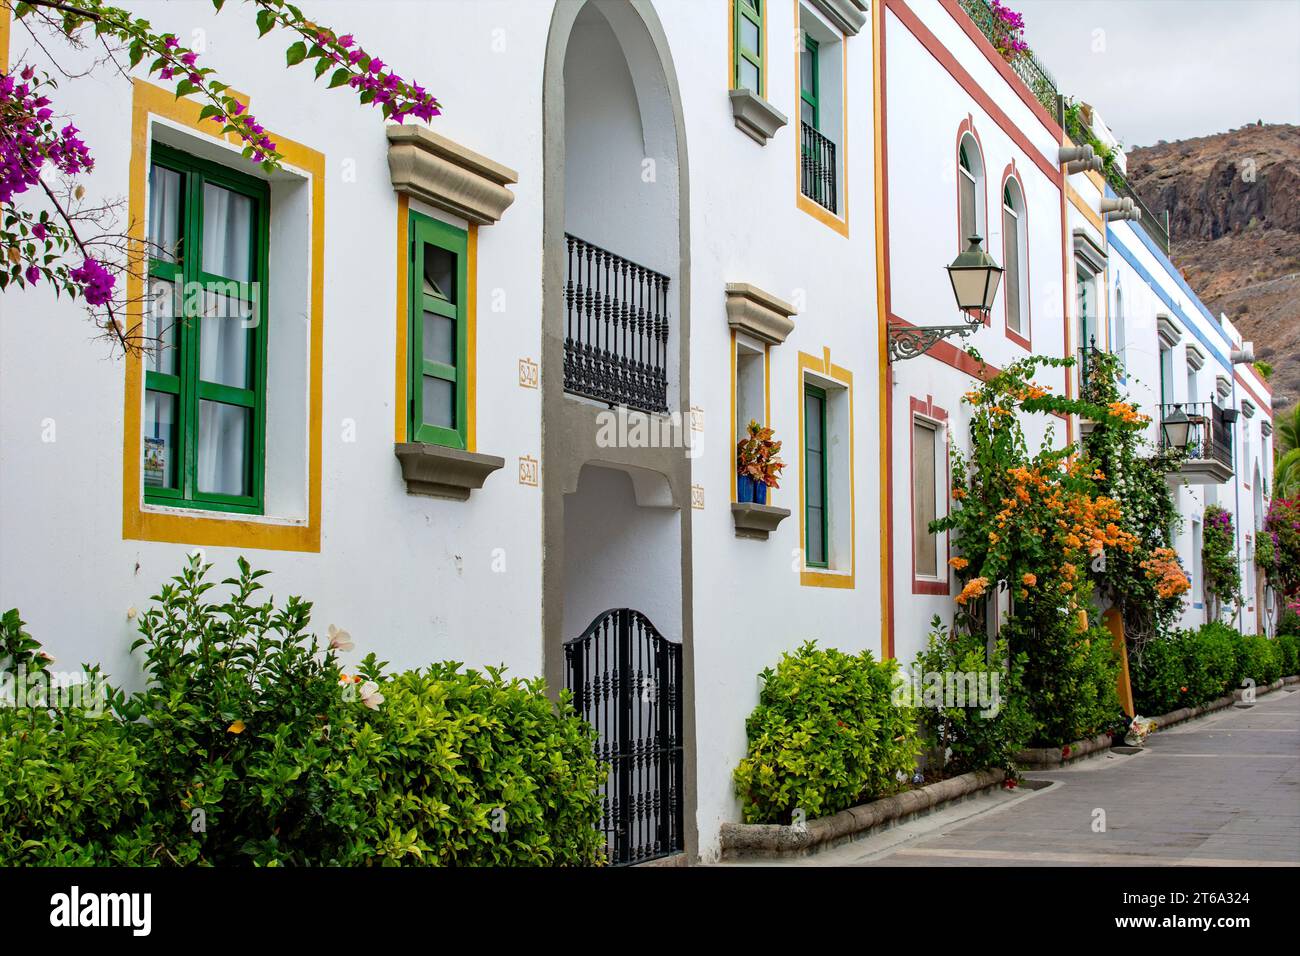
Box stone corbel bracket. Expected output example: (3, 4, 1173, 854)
(729, 88, 788, 146)
(807, 0, 869, 36)
(387, 125, 518, 225)
(725, 282, 797, 344)
(731, 502, 791, 540)
(394, 443, 505, 501)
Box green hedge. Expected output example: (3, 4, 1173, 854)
(1131, 623, 1292, 715)
(733, 641, 918, 824)
(0, 559, 604, 867)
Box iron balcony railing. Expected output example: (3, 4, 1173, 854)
(1159, 401, 1233, 469)
(958, 0, 1059, 115)
(563, 234, 670, 415)
(1111, 172, 1172, 255)
(800, 122, 837, 214)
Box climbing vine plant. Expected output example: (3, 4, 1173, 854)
(1078, 349, 1188, 649)
(1202, 504, 1241, 619)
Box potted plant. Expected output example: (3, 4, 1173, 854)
(736, 420, 785, 505)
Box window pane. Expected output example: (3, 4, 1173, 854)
(913, 422, 938, 576)
(148, 164, 183, 262)
(423, 243, 455, 303)
(202, 182, 253, 282)
(146, 278, 179, 375)
(143, 390, 178, 489)
(197, 401, 250, 497)
(739, 59, 760, 93)
(800, 44, 815, 96)
(805, 391, 824, 454)
(423, 311, 456, 366)
(740, 17, 760, 55)
(423, 376, 456, 429)
(807, 505, 825, 563)
(805, 389, 826, 565)
(199, 289, 252, 388)
(801, 100, 816, 128)
(1003, 207, 1020, 332)
(960, 174, 976, 243)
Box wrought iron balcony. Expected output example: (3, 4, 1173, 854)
(563, 234, 670, 415)
(800, 122, 837, 214)
(958, 0, 1059, 115)
(1159, 401, 1234, 484)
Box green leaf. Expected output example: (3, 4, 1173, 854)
(199, 104, 223, 121)
(256, 9, 275, 36)
(285, 41, 308, 67)
(314, 57, 331, 80)
(327, 68, 350, 89)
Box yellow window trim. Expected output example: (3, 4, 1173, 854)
(1067, 182, 1105, 233)
(121, 79, 324, 553)
(0, 3, 11, 69)
(871, 0, 890, 656)
(793, 0, 850, 238)
(797, 347, 855, 589)
(394, 199, 478, 449)
(729, 329, 772, 503)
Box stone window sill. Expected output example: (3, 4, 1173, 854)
(731, 502, 791, 540)
(394, 442, 504, 500)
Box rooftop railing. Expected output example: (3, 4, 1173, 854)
(957, 0, 1059, 115)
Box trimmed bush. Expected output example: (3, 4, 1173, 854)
(733, 641, 918, 824)
(911, 620, 1033, 775)
(348, 659, 605, 866)
(1237, 633, 1282, 687)
(0, 558, 605, 867)
(1277, 633, 1300, 677)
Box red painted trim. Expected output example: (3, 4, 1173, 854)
(1000, 160, 1032, 351)
(1234, 371, 1271, 415)
(910, 396, 951, 595)
(935, 0, 1063, 139)
(884, 0, 1063, 188)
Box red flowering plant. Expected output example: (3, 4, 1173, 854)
(1, 0, 440, 351)
(736, 420, 786, 489)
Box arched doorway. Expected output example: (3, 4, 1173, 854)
(541, 0, 696, 863)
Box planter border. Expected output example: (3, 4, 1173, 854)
(719, 767, 1008, 860)
(1016, 674, 1297, 768)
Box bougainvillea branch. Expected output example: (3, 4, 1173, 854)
(1, 0, 441, 351)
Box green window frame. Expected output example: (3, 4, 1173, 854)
(143, 143, 269, 515)
(735, 0, 764, 94)
(804, 383, 829, 568)
(407, 211, 469, 449)
(800, 34, 820, 130)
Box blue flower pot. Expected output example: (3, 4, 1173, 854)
(754, 481, 768, 505)
(737, 474, 756, 503)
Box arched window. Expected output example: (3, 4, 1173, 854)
(1001, 177, 1028, 338)
(958, 134, 985, 248)
(1113, 281, 1126, 369)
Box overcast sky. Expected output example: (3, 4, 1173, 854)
(1015, 0, 1300, 147)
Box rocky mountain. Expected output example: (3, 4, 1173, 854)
(1126, 124, 1300, 411)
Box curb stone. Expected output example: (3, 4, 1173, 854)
(718, 767, 1008, 861)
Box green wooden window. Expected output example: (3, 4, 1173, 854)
(804, 383, 828, 568)
(143, 143, 269, 515)
(735, 0, 764, 94)
(800, 34, 819, 129)
(408, 211, 469, 449)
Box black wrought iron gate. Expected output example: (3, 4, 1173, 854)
(564, 608, 684, 865)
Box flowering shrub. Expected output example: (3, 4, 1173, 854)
(1202, 504, 1241, 616)
(988, 0, 1030, 60)
(1130, 623, 1292, 715)
(2, 0, 440, 347)
(734, 642, 918, 824)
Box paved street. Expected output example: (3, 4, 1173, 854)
(783, 685, 1300, 866)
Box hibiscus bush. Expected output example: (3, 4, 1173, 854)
(734, 642, 918, 824)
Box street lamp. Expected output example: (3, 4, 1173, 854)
(946, 235, 1003, 320)
(1161, 404, 1191, 452)
(887, 238, 1005, 362)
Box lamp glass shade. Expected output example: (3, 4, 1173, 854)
(946, 236, 1004, 313)
(1161, 406, 1191, 450)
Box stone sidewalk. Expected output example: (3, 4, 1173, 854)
(786, 684, 1300, 866)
